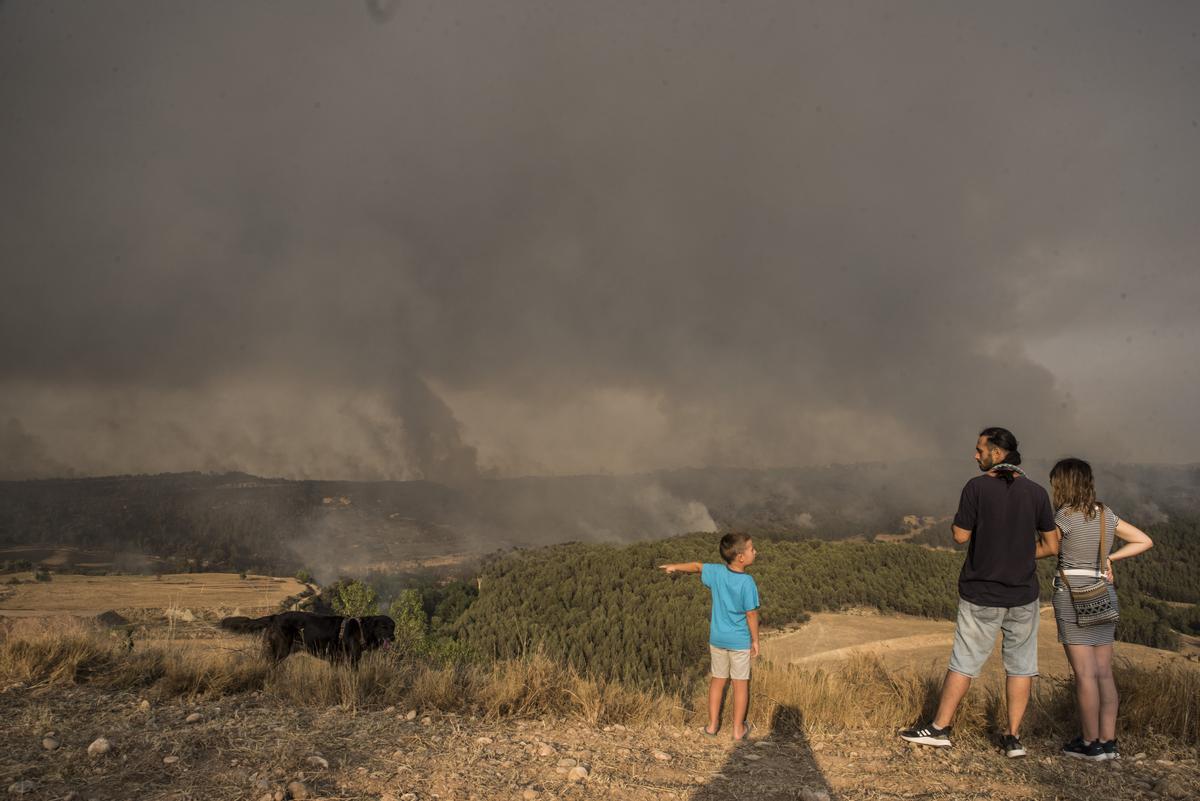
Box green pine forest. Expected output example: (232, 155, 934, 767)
(441, 517, 1200, 691)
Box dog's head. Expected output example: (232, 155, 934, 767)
(362, 615, 396, 648)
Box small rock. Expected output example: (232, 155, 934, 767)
(400, 794, 417, 801)
(743, 753, 762, 761)
(420, 716, 432, 726)
(537, 744, 555, 757)
(87, 738, 111, 757)
(1154, 778, 1188, 799)
(286, 780, 310, 800)
(272, 791, 285, 801)
(257, 794, 273, 801)
(138, 699, 151, 711)
(652, 750, 671, 761)
(1133, 752, 1147, 761)
(556, 757, 577, 768)
(475, 736, 492, 745)
(163, 756, 180, 765)
(799, 790, 831, 801)
(522, 790, 539, 800)
(7, 781, 36, 795)
(304, 756, 329, 769)
(185, 712, 203, 724)
(405, 710, 417, 720)
(567, 766, 589, 782)
(612, 724, 626, 731)
(42, 737, 60, 751)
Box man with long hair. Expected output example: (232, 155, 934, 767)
(900, 427, 1059, 758)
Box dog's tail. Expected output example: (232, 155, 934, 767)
(219, 614, 275, 633)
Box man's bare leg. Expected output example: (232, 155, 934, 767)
(932, 670, 973, 729)
(1005, 675, 1032, 736)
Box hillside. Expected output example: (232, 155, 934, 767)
(3, 462, 1196, 580)
(2, 610, 1198, 801)
(2, 570, 1198, 800)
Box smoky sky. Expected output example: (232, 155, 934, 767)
(2, 1, 1199, 481)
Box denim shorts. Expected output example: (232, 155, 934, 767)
(948, 597, 1039, 678)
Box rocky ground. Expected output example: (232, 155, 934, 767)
(2, 687, 1198, 801)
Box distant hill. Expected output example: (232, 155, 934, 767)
(1, 461, 1196, 578)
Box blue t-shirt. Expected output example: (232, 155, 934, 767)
(700, 563, 760, 650)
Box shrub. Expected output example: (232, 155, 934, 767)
(331, 579, 379, 617)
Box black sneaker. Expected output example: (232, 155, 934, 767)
(899, 722, 952, 747)
(1061, 736, 1106, 761)
(1002, 734, 1026, 758)
(1099, 739, 1120, 760)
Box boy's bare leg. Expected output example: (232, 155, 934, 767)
(932, 670, 972, 729)
(706, 677, 727, 734)
(731, 678, 750, 738)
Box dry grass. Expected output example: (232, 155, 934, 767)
(744, 652, 1200, 744)
(3, 622, 1196, 745)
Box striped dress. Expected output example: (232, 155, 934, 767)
(1052, 504, 1121, 645)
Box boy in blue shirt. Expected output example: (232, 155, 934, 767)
(661, 533, 760, 740)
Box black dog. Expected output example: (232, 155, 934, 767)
(220, 611, 395, 665)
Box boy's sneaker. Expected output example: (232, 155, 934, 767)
(1002, 734, 1026, 758)
(1062, 736, 1106, 761)
(1099, 739, 1120, 760)
(899, 722, 952, 747)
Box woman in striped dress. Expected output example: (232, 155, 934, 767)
(1049, 458, 1153, 761)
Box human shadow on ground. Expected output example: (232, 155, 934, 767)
(690, 705, 835, 801)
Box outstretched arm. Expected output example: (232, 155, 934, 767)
(659, 562, 703, 574)
(1035, 528, 1060, 559)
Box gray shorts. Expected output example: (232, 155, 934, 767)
(948, 597, 1039, 678)
(710, 645, 752, 680)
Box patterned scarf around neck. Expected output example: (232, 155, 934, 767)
(991, 461, 1024, 484)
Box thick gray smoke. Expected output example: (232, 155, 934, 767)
(1, 1, 1199, 480)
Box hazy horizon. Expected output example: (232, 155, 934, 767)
(3, 1, 1199, 482)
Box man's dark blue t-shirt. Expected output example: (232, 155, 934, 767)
(953, 474, 1055, 607)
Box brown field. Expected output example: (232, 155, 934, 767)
(0, 572, 307, 618)
(763, 608, 1200, 678)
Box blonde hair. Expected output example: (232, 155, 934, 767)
(1049, 457, 1099, 520)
